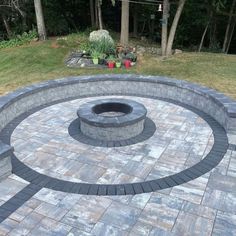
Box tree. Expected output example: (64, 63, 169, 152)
(0, 0, 27, 38)
(198, 20, 211, 52)
(34, 0, 47, 40)
(94, 0, 115, 30)
(226, 17, 236, 53)
(161, 0, 187, 56)
(96, 0, 103, 29)
(1, 14, 12, 38)
(90, 0, 95, 28)
(222, 0, 236, 52)
(120, 0, 130, 45)
(166, 0, 187, 56)
(11, 0, 27, 30)
(132, 3, 138, 37)
(161, 0, 169, 56)
(197, 0, 232, 52)
(198, 1, 213, 52)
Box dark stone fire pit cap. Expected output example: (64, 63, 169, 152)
(77, 98, 147, 127)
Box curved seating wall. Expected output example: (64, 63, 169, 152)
(0, 74, 236, 136)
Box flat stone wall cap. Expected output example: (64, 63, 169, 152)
(0, 73, 236, 121)
(0, 141, 13, 160)
(227, 105, 236, 118)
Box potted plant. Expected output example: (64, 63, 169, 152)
(91, 50, 100, 65)
(124, 59, 131, 68)
(99, 53, 106, 65)
(125, 52, 137, 62)
(115, 59, 122, 68)
(107, 55, 115, 68)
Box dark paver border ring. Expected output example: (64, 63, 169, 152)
(0, 93, 229, 196)
(68, 117, 156, 147)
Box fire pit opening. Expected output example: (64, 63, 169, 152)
(92, 102, 132, 117)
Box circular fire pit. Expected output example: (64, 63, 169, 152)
(77, 98, 147, 141)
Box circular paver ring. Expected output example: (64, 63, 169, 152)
(0, 94, 228, 196)
(68, 117, 156, 147)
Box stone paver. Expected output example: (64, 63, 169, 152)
(0, 175, 28, 203)
(172, 211, 214, 236)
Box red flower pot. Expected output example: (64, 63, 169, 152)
(107, 62, 115, 68)
(124, 60, 131, 68)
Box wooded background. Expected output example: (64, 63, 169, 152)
(0, 0, 235, 54)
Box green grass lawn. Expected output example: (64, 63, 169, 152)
(0, 39, 236, 98)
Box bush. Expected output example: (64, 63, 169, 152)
(89, 37, 116, 55)
(0, 30, 38, 49)
(89, 30, 114, 45)
(88, 30, 115, 55)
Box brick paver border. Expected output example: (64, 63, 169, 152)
(68, 117, 156, 147)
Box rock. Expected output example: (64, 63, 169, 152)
(174, 49, 183, 54)
(89, 30, 114, 44)
(141, 36, 147, 41)
(65, 51, 94, 68)
(77, 58, 93, 67)
(136, 45, 161, 55)
(136, 46, 146, 54)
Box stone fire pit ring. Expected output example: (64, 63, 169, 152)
(77, 98, 147, 141)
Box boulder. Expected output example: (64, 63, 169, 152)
(174, 49, 183, 54)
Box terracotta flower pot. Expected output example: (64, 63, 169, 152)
(107, 62, 115, 68)
(124, 60, 131, 68)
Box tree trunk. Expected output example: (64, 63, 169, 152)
(2, 14, 12, 38)
(34, 0, 47, 40)
(120, 0, 130, 45)
(198, 21, 210, 52)
(166, 0, 186, 56)
(133, 4, 138, 37)
(95, 0, 99, 28)
(161, 0, 169, 56)
(90, 0, 95, 28)
(222, 0, 236, 53)
(226, 17, 236, 53)
(97, 0, 103, 29)
(209, 17, 217, 49)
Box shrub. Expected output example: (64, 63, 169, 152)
(91, 50, 101, 59)
(89, 30, 114, 45)
(88, 30, 115, 55)
(0, 30, 38, 49)
(89, 37, 115, 55)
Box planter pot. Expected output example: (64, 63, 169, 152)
(92, 58, 99, 65)
(124, 60, 131, 68)
(107, 62, 115, 68)
(116, 62, 122, 68)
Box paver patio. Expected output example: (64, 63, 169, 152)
(0, 95, 236, 235)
